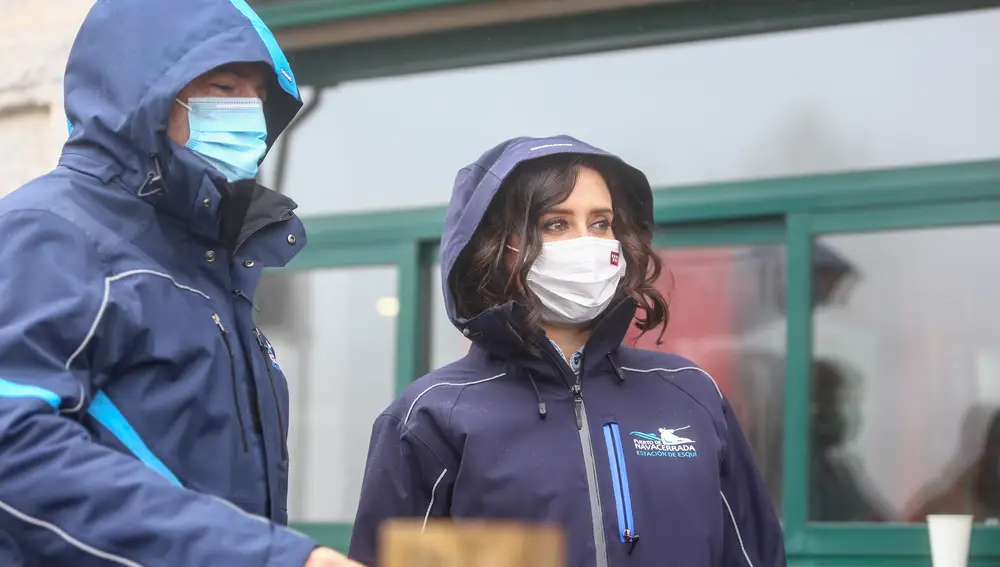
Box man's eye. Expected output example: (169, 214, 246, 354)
(212, 83, 235, 92)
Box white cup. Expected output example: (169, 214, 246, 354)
(927, 514, 974, 567)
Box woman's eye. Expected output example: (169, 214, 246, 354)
(592, 219, 612, 230)
(543, 219, 568, 231)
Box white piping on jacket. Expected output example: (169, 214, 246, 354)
(721, 491, 754, 567)
(61, 383, 87, 415)
(404, 372, 506, 424)
(0, 271, 211, 564)
(64, 269, 210, 373)
(422, 468, 449, 533)
(619, 365, 723, 398)
(0, 498, 146, 567)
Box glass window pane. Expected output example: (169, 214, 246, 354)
(810, 226, 1000, 523)
(631, 245, 787, 511)
(428, 245, 787, 509)
(283, 9, 1000, 216)
(429, 262, 470, 370)
(255, 266, 398, 522)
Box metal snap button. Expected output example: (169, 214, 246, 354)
(286, 234, 297, 245)
(243, 260, 255, 268)
(204, 250, 216, 263)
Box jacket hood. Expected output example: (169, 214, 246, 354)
(60, 0, 301, 239)
(440, 135, 654, 365)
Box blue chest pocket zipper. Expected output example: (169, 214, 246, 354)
(603, 422, 640, 553)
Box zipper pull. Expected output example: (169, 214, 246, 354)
(252, 327, 265, 348)
(212, 313, 228, 335)
(570, 384, 584, 430)
(624, 530, 640, 554)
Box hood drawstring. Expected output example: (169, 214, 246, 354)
(137, 154, 166, 197)
(525, 355, 620, 418)
(526, 370, 548, 419)
(608, 352, 626, 383)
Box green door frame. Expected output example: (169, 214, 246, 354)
(285, 159, 1000, 564)
(277, 242, 425, 552)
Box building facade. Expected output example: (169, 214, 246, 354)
(0, 0, 90, 197)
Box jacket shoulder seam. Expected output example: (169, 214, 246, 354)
(64, 270, 212, 376)
(402, 372, 507, 425)
(0, 208, 108, 415)
(377, 412, 449, 469)
(618, 365, 723, 398)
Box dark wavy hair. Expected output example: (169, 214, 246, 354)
(450, 153, 669, 344)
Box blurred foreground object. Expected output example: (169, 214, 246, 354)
(380, 520, 564, 567)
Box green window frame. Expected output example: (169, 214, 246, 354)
(286, 159, 1000, 565)
(783, 198, 1000, 566)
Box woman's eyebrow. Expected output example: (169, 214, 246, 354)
(543, 206, 613, 215)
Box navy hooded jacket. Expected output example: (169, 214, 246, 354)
(0, 1, 316, 565)
(349, 136, 786, 567)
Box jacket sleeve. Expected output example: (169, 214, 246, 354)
(0, 209, 316, 567)
(719, 396, 786, 567)
(349, 412, 454, 567)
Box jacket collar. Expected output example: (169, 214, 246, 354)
(58, 144, 301, 262)
(463, 295, 637, 384)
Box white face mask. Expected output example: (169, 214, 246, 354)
(512, 237, 627, 326)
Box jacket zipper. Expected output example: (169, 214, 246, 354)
(233, 289, 259, 312)
(603, 422, 640, 554)
(253, 327, 289, 461)
(213, 313, 249, 453)
(541, 346, 609, 567)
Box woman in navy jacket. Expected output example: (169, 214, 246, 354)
(349, 135, 786, 567)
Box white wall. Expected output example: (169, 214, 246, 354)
(0, 0, 90, 197)
(281, 8, 1000, 216)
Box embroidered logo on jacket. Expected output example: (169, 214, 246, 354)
(254, 328, 282, 371)
(630, 426, 698, 458)
(264, 340, 281, 371)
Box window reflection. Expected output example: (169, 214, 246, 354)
(810, 227, 1000, 523)
(254, 267, 398, 522)
(630, 245, 787, 511)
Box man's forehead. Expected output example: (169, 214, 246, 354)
(199, 62, 269, 82)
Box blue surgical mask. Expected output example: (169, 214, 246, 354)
(176, 97, 267, 182)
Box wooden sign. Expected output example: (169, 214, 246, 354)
(380, 519, 565, 567)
